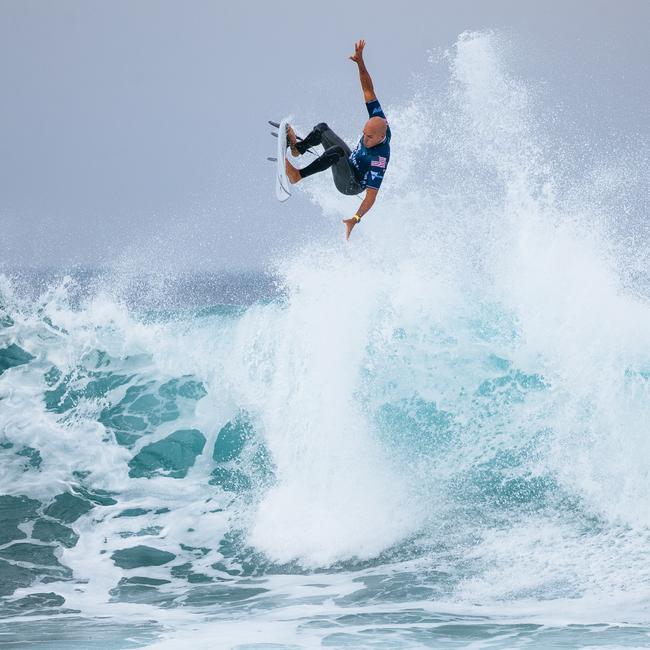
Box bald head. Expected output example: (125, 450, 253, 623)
(363, 116, 388, 148)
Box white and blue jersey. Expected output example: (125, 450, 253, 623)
(348, 99, 391, 190)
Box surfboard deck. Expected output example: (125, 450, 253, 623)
(275, 118, 291, 202)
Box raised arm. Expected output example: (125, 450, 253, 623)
(349, 39, 377, 103)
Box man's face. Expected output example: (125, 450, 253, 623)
(363, 119, 386, 147)
(363, 127, 383, 148)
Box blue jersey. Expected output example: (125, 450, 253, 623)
(348, 99, 391, 191)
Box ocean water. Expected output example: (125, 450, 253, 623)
(2, 31, 650, 649)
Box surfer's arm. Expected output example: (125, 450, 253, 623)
(349, 39, 377, 103)
(357, 187, 378, 218)
(342, 188, 378, 240)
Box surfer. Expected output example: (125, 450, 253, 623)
(285, 40, 391, 240)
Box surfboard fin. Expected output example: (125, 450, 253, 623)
(268, 120, 306, 142)
(268, 119, 317, 157)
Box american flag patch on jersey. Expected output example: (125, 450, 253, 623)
(371, 156, 387, 169)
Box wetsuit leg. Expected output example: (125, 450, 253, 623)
(298, 145, 346, 178)
(320, 129, 363, 195)
(295, 122, 329, 154)
(296, 123, 363, 196)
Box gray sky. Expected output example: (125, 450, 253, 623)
(1, 0, 648, 272)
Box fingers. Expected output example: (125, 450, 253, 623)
(350, 39, 366, 61)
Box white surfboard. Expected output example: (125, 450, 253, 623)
(275, 117, 291, 202)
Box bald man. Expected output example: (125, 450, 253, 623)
(285, 40, 391, 240)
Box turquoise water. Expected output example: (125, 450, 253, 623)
(2, 32, 650, 649)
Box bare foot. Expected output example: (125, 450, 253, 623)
(286, 125, 300, 157)
(343, 217, 359, 240)
(285, 158, 301, 184)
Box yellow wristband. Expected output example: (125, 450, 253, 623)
(353, 214, 361, 222)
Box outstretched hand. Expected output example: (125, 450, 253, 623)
(349, 39, 366, 63)
(343, 217, 359, 241)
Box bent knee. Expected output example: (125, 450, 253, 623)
(323, 145, 345, 162)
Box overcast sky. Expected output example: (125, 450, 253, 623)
(1, 0, 648, 272)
